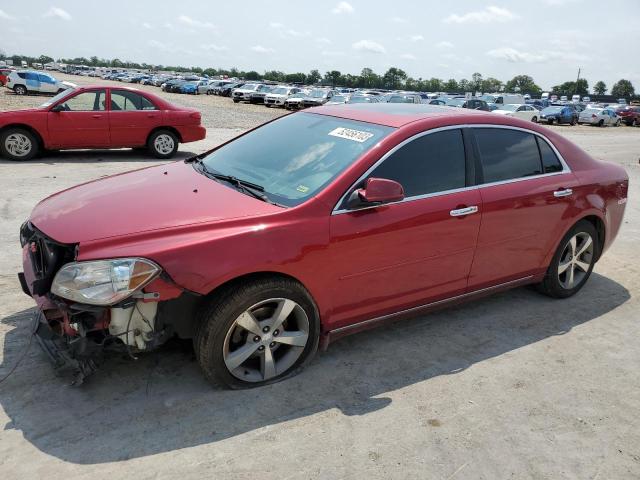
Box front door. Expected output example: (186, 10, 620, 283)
(47, 89, 110, 147)
(467, 127, 578, 290)
(108, 89, 163, 146)
(328, 128, 481, 329)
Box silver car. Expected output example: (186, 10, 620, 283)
(578, 107, 620, 127)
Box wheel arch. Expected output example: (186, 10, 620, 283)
(581, 214, 606, 262)
(147, 126, 183, 144)
(0, 123, 45, 149)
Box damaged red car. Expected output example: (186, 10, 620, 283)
(0, 86, 206, 161)
(18, 104, 628, 387)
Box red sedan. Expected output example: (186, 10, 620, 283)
(0, 85, 206, 160)
(18, 104, 628, 387)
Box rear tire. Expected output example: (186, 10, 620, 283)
(598, 119, 604, 127)
(532, 116, 537, 123)
(233, 98, 240, 103)
(0, 128, 39, 161)
(13, 85, 27, 95)
(195, 278, 320, 389)
(147, 130, 178, 159)
(535, 220, 598, 299)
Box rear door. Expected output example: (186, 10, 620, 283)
(328, 128, 482, 328)
(108, 89, 163, 147)
(47, 89, 110, 147)
(37, 73, 58, 93)
(467, 127, 577, 290)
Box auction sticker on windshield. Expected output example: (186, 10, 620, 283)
(329, 127, 374, 143)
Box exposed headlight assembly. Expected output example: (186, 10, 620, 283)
(51, 258, 161, 306)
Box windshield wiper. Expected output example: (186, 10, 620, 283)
(191, 161, 271, 203)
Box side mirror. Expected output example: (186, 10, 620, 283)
(347, 177, 405, 209)
(50, 104, 64, 112)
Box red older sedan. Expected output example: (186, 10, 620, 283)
(0, 85, 206, 160)
(18, 104, 628, 387)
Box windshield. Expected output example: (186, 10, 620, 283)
(309, 89, 327, 98)
(388, 95, 415, 103)
(201, 113, 394, 207)
(349, 95, 374, 103)
(243, 84, 259, 91)
(271, 87, 289, 94)
(330, 95, 347, 102)
(479, 95, 497, 103)
(40, 88, 75, 107)
(498, 104, 519, 112)
(543, 106, 563, 113)
(445, 98, 465, 107)
(583, 108, 601, 114)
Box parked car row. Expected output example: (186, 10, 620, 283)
(1, 70, 76, 95)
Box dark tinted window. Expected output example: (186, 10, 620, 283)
(111, 90, 156, 110)
(17, 72, 26, 79)
(474, 128, 542, 183)
(537, 137, 563, 173)
(369, 129, 466, 197)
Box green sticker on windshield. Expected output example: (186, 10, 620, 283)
(296, 185, 310, 193)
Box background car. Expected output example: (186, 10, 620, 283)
(538, 105, 578, 125)
(0, 67, 14, 86)
(301, 89, 336, 108)
(264, 86, 304, 107)
(232, 83, 262, 103)
(284, 91, 309, 110)
(615, 105, 640, 126)
(578, 107, 620, 127)
(0, 86, 206, 160)
(6, 70, 75, 95)
(493, 104, 539, 122)
(347, 95, 379, 104)
(385, 94, 422, 104)
(325, 94, 349, 105)
(249, 84, 275, 104)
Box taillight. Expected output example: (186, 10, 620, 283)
(591, 114, 597, 118)
(190, 112, 201, 121)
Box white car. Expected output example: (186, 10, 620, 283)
(264, 86, 305, 107)
(578, 107, 620, 127)
(492, 104, 540, 122)
(6, 70, 75, 95)
(232, 84, 262, 103)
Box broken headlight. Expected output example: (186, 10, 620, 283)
(51, 258, 161, 306)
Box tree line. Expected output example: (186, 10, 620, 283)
(1, 52, 636, 98)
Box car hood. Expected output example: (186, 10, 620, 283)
(493, 110, 513, 115)
(61, 81, 77, 88)
(29, 161, 282, 244)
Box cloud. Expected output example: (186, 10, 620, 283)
(43, 7, 72, 21)
(251, 45, 275, 53)
(352, 40, 386, 54)
(0, 9, 16, 21)
(487, 46, 589, 63)
(269, 22, 284, 28)
(321, 50, 346, 57)
(178, 14, 216, 29)
(400, 53, 417, 60)
(436, 41, 454, 49)
(410, 34, 424, 42)
(316, 37, 331, 44)
(391, 16, 408, 23)
(444, 6, 518, 24)
(269, 22, 311, 38)
(202, 44, 228, 52)
(142, 22, 152, 29)
(332, 2, 354, 14)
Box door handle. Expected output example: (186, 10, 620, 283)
(92, 114, 102, 119)
(147, 114, 157, 118)
(553, 188, 573, 198)
(450, 206, 479, 217)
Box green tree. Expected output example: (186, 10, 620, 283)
(458, 78, 470, 92)
(552, 79, 588, 96)
(593, 81, 607, 95)
(504, 75, 542, 96)
(471, 72, 483, 92)
(443, 78, 459, 92)
(307, 69, 321, 84)
(245, 70, 260, 80)
(481, 77, 503, 93)
(285, 72, 306, 84)
(382, 67, 407, 89)
(323, 70, 342, 86)
(611, 79, 635, 98)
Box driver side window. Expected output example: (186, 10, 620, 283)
(367, 129, 466, 198)
(58, 90, 106, 111)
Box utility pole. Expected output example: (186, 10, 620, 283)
(575, 67, 581, 96)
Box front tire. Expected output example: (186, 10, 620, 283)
(535, 220, 598, 299)
(13, 85, 27, 95)
(148, 130, 178, 159)
(0, 128, 39, 161)
(532, 116, 538, 123)
(195, 278, 320, 389)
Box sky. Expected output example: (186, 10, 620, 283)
(1, 0, 639, 91)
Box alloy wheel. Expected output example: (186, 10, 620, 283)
(558, 232, 594, 289)
(4, 133, 32, 158)
(223, 298, 310, 382)
(153, 134, 175, 155)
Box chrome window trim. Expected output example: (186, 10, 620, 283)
(331, 123, 572, 215)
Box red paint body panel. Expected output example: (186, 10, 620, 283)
(0, 85, 205, 149)
(22, 105, 629, 339)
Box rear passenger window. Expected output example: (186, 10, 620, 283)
(474, 128, 542, 183)
(368, 129, 466, 197)
(111, 90, 156, 110)
(537, 137, 563, 173)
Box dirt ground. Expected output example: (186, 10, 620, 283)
(0, 74, 639, 479)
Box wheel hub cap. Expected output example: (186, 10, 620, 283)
(558, 232, 594, 289)
(5, 133, 32, 157)
(154, 134, 174, 155)
(223, 298, 310, 382)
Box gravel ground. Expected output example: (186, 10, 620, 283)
(0, 76, 639, 479)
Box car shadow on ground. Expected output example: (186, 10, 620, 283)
(0, 149, 197, 165)
(0, 273, 630, 464)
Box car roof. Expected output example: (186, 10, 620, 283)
(307, 103, 497, 128)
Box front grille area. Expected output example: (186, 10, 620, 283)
(20, 222, 76, 296)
